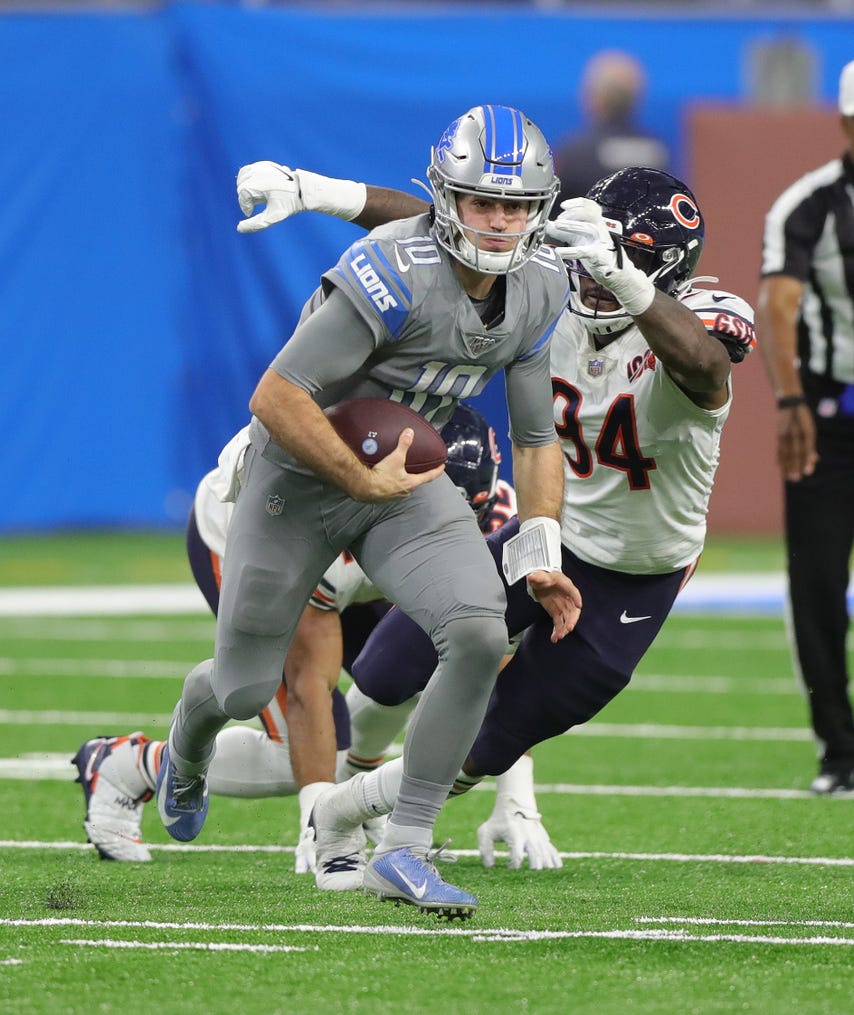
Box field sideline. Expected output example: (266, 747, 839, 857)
(1, 535, 853, 1013)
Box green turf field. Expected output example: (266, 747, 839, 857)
(1, 534, 852, 1014)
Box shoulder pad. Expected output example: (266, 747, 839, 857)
(682, 286, 756, 363)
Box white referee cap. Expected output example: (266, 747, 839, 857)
(840, 60, 854, 116)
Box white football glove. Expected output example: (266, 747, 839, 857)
(476, 755, 563, 871)
(236, 161, 367, 233)
(546, 197, 655, 317)
(294, 824, 317, 875)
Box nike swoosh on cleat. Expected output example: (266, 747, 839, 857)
(620, 610, 652, 624)
(391, 864, 428, 899)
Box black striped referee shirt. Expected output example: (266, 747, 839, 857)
(761, 151, 854, 388)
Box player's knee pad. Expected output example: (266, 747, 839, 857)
(211, 643, 284, 721)
(226, 561, 296, 637)
(217, 678, 282, 722)
(439, 615, 508, 685)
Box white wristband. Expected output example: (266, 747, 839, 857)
(295, 169, 367, 222)
(495, 754, 539, 816)
(501, 516, 562, 586)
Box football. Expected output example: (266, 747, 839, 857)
(324, 397, 447, 474)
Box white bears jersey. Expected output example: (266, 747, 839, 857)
(194, 425, 517, 611)
(551, 284, 755, 574)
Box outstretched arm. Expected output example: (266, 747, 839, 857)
(235, 161, 427, 233)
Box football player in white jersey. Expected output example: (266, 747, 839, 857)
(233, 161, 756, 891)
(72, 403, 543, 870)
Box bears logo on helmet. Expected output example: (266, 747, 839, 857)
(566, 167, 705, 336)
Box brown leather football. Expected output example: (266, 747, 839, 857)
(324, 398, 447, 474)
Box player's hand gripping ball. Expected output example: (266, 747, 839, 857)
(324, 398, 447, 474)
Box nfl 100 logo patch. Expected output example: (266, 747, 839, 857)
(266, 494, 285, 516)
(463, 333, 497, 358)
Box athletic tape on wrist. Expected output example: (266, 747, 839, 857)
(501, 516, 562, 586)
(606, 266, 655, 316)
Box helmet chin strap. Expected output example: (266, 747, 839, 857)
(452, 229, 519, 275)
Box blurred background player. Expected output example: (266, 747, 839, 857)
(245, 163, 755, 881)
(756, 60, 854, 795)
(553, 50, 672, 207)
(72, 402, 528, 865)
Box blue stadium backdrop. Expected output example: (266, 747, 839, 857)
(1, 2, 851, 530)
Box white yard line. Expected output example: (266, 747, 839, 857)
(1, 917, 851, 950)
(2, 842, 851, 865)
(0, 657, 804, 695)
(0, 618, 215, 641)
(0, 711, 814, 742)
(3, 574, 842, 617)
(3, 750, 833, 795)
(60, 938, 311, 954)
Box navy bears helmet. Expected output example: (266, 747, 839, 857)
(567, 167, 706, 335)
(440, 402, 501, 530)
(588, 167, 705, 296)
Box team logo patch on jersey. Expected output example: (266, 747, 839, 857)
(587, 358, 605, 377)
(627, 349, 657, 382)
(265, 495, 285, 517)
(463, 333, 498, 358)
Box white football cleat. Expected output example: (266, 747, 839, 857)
(71, 734, 153, 862)
(309, 781, 369, 891)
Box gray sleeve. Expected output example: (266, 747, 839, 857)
(504, 344, 558, 447)
(270, 288, 379, 394)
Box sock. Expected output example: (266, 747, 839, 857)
(450, 769, 483, 797)
(376, 821, 433, 854)
(298, 781, 334, 831)
(361, 757, 403, 815)
(99, 734, 154, 798)
(344, 685, 416, 778)
(138, 740, 162, 794)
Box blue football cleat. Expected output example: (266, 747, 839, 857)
(363, 844, 477, 921)
(155, 743, 209, 842)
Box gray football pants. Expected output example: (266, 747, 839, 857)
(170, 445, 509, 822)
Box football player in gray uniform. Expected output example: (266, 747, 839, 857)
(156, 105, 582, 920)
(235, 160, 756, 911)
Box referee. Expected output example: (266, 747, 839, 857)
(757, 59, 854, 795)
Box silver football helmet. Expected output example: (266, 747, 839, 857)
(425, 105, 559, 274)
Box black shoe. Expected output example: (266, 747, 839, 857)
(810, 769, 854, 794)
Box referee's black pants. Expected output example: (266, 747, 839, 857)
(784, 426, 854, 774)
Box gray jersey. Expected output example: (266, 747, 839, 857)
(250, 214, 569, 468)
